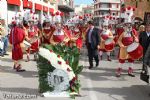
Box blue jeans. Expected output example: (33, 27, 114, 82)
(0, 36, 8, 55)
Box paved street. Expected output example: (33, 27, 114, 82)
(0, 48, 150, 100)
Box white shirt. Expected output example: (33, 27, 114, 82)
(146, 32, 150, 37)
(88, 26, 94, 43)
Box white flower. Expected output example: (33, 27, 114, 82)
(39, 48, 75, 81)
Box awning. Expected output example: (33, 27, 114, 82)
(49, 8, 54, 13)
(23, 0, 33, 9)
(35, 3, 42, 11)
(43, 6, 48, 12)
(7, 0, 21, 6)
(58, 5, 74, 12)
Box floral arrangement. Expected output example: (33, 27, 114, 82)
(37, 44, 83, 98)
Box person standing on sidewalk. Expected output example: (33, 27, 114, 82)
(139, 23, 150, 70)
(85, 21, 100, 69)
(9, 12, 26, 72)
(0, 19, 8, 57)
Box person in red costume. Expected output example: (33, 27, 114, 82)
(116, 6, 139, 77)
(99, 15, 114, 61)
(72, 24, 83, 49)
(42, 15, 54, 44)
(9, 12, 26, 72)
(24, 10, 40, 62)
(50, 13, 70, 45)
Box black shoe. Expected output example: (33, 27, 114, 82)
(89, 66, 93, 69)
(116, 74, 121, 77)
(96, 63, 99, 67)
(4, 53, 9, 55)
(16, 69, 26, 72)
(128, 73, 135, 77)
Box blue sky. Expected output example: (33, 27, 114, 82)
(74, 0, 93, 5)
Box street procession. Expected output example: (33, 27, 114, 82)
(0, 0, 150, 100)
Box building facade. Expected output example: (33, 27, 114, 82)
(58, 0, 74, 22)
(0, 0, 58, 27)
(94, 0, 121, 26)
(74, 4, 87, 16)
(123, 0, 150, 20)
(83, 5, 94, 15)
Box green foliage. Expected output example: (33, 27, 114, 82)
(37, 55, 55, 93)
(37, 44, 83, 98)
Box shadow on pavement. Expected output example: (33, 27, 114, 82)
(0, 65, 38, 78)
(81, 67, 129, 82)
(0, 87, 39, 95)
(82, 85, 150, 100)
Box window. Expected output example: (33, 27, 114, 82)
(116, 4, 119, 8)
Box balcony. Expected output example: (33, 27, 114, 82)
(58, 0, 74, 12)
(95, 7, 120, 11)
(94, 0, 121, 4)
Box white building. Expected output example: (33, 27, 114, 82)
(58, 0, 74, 22)
(74, 4, 87, 16)
(0, 0, 57, 27)
(94, 0, 121, 26)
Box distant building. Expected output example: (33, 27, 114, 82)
(74, 4, 87, 16)
(123, 0, 150, 20)
(83, 5, 94, 15)
(94, 0, 121, 26)
(58, 0, 74, 22)
(0, 0, 57, 25)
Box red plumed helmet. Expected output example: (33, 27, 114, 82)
(109, 16, 112, 20)
(133, 7, 136, 11)
(127, 6, 132, 10)
(56, 11, 60, 15)
(51, 13, 55, 16)
(79, 16, 83, 19)
(60, 12, 64, 16)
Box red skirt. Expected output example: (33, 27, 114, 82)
(76, 38, 83, 49)
(43, 37, 50, 44)
(27, 40, 39, 53)
(12, 44, 23, 60)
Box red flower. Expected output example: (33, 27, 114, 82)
(30, 10, 33, 13)
(58, 61, 62, 65)
(48, 61, 51, 64)
(72, 77, 76, 82)
(127, 6, 131, 10)
(51, 13, 55, 16)
(50, 50, 53, 52)
(60, 12, 64, 16)
(32, 17, 34, 19)
(133, 7, 135, 11)
(57, 55, 61, 58)
(67, 68, 71, 72)
(56, 11, 59, 15)
(109, 16, 112, 20)
(66, 60, 69, 65)
(79, 16, 83, 19)
(106, 16, 109, 18)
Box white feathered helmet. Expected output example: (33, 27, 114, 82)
(54, 11, 63, 24)
(12, 10, 24, 24)
(109, 16, 117, 25)
(24, 10, 35, 22)
(44, 14, 52, 23)
(102, 15, 111, 26)
(122, 6, 135, 23)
